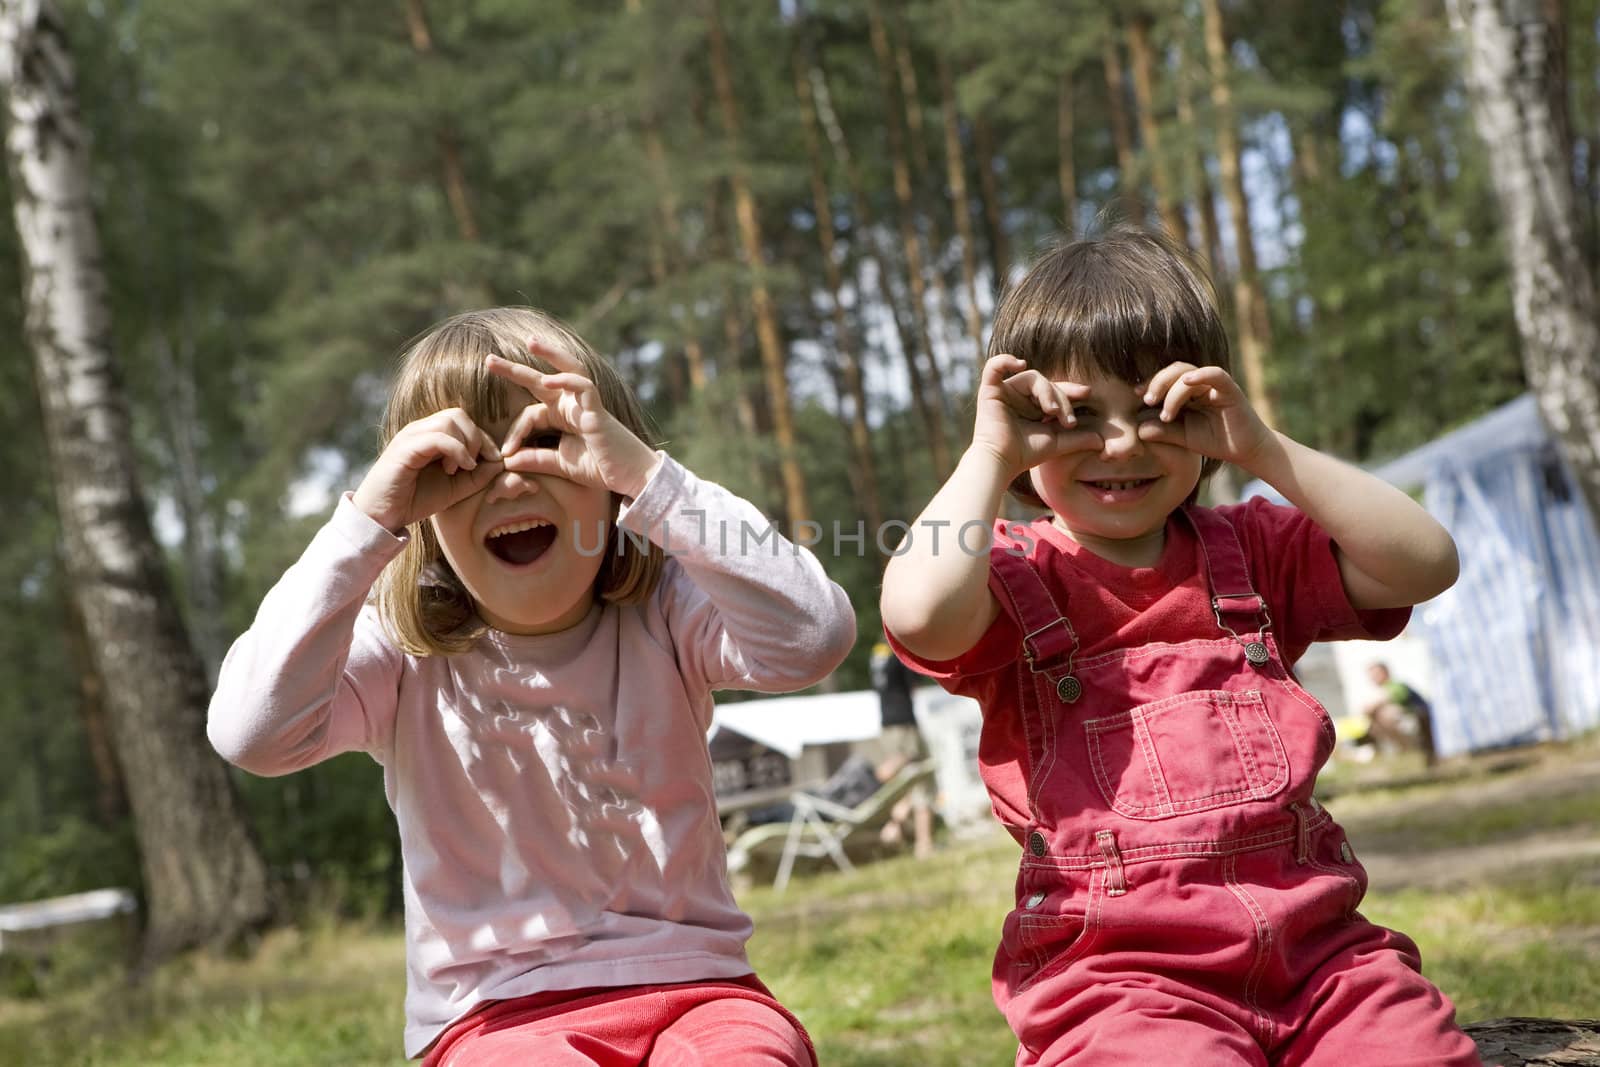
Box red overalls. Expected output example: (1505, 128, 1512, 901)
(986, 507, 1482, 1067)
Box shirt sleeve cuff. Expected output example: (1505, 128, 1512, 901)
(328, 493, 410, 566)
(615, 451, 687, 542)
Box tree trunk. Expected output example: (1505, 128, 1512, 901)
(1102, 29, 1138, 196)
(404, 0, 479, 243)
(1058, 67, 1080, 230)
(1447, 0, 1600, 522)
(1176, 39, 1224, 269)
(1201, 0, 1276, 428)
(627, 0, 707, 396)
(866, 0, 953, 475)
(807, 59, 946, 474)
(151, 328, 226, 681)
(937, 50, 985, 364)
(1463, 1017, 1600, 1066)
(708, 185, 766, 493)
(705, 0, 811, 525)
(888, 1, 965, 373)
(792, 47, 886, 539)
(973, 111, 1012, 285)
(63, 582, 126, 826)
(1128, 14, 1187, 241)
(0, 0, 271, 963)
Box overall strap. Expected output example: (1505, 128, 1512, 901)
(987, 521, 1079, 675)
(1181, 505, 1273, 638)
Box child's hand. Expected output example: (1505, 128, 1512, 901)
(971, 354, 1102, 475)
(1138, 362, 1273, 466)
(487, 341, 661, 499)
(352, 410, 504, 532)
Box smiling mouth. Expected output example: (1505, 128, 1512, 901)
(1084, 478, 1157, 492)
(484, 520, 558, 566)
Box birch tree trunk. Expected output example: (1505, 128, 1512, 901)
(705, 0, 811, 525)
(1446, 0, 1600, 522)
(0, 0, 270, 963)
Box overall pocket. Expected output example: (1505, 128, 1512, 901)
(1004, 872, 1101, 995)
(1084, 689, 1288, 819)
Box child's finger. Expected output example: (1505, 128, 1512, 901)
(416, 407, 486, 452)
(1141, 361, 1198, 407)
(1040, 425, 1103, 457)
(1025, 376, 1070, 424)
(501, 445, 585, 484)
(499, 403, 558, 456)
(483, 353, 545, 392)
(1137, 417, 1185, 446)
(982, 353, 1027, 385)
(470, 424, 502, 463)
(1158, 377, 1204, 423)
(1178, 365, 1237, 401)
(535, 372, 601, 405)
(526, 338, 590, 378)
(412, 429, 479, 476)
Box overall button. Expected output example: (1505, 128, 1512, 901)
(1340, 841, 1355, 864)
(1028, 831, 1048, 857)
(1056, 676, 1082, 702)
(1025, 890, 1047, 908)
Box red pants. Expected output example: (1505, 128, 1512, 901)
(421, 976, 816, 1067)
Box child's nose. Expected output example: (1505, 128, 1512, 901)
(1099, 417, 1145, 459)
(485, 469, 541, 505)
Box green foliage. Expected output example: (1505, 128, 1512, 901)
(0, 0, 1576, 933)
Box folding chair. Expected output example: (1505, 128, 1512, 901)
(727, 759, 936, 891)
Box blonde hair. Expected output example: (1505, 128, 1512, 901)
(988, 225, 1231, 507)
(372, 307, 665, 656)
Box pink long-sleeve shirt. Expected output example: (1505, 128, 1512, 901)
(207, 455, 856, 1057)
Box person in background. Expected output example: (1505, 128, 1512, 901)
(870, 641, 935, 857)
(1359, 661, 1438, 766)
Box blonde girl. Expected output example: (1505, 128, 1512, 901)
(210, 307, 854, 1065)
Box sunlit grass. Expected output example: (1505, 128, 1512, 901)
(2, 764, 1596, 1066)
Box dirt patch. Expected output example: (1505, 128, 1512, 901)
(1330, 745, 1600, 892)
(1358, 827, 1600, 893)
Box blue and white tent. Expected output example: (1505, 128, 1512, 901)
(1370, 395, 1600, 756)
(1244, 394, 1600, 757)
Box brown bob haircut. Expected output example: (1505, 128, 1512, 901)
(987, 224, 1232, 509)
(371, 307, 666, 656)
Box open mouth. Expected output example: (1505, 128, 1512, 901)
(484, 520, 558, 567)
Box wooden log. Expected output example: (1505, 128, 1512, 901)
(1464, 1018, 1600, 1066)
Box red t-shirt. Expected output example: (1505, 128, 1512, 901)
(887, 499, 1409, 833)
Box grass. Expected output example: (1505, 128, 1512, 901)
(2, 747, 1596, 1065)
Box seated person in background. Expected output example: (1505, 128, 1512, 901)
(1357, 661, 1438, 766)
(871, 640, 924, 759)
(744, 753, 906, 826)
(744, 753, 932, 856)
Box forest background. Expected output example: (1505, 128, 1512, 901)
(1, 0, 1595, 966)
